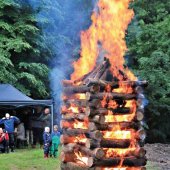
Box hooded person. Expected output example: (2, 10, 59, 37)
(0, 113, 20, 152)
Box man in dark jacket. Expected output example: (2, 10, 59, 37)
(38, 108, 51, 128)
(0, 113, 20, 152)
(32, 108, 51, 147)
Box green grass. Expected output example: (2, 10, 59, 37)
(0, 148, 156, 170)
(146, 162, 161, 170)
(0, 148, 61, 170)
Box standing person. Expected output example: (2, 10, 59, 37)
(0, 113, 20, 152)
(34, 108, 51, 147)
(38, 108, 51, 128)
(0, 128, 9, 153)
(50, 125, 60, 158)
(16, 122, 25, 148)
(43, 127, 51, 158)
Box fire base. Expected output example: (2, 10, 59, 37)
(60, 59, 148, 170)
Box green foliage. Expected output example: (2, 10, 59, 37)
(0, 0, 51, 98)
(127, 0, 170, 142)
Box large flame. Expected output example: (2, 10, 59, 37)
(69, 0, 142, 169)
(71, 0, 136, 81)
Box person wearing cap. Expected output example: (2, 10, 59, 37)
(0, 113, 20, 152)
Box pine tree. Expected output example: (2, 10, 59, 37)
(0, 0, 51, 98)
(127, 0, 170, 142)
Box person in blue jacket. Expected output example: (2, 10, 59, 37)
(43, 127, 51, 158)
(0, 113, 20, 152)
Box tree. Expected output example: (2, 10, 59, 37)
(0, 0, 51, 98)
(127, 0, 170, 142)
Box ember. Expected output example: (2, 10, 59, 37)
(61, 0, 147, 169)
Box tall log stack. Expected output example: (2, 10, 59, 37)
(61, 58, 148, 170)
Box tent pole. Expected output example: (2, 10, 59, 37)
(51, 104, 54, 133)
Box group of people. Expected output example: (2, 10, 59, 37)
(0, 110, 61, 158)
(0, 113, 20, 153)
(43, 125, 60, 158)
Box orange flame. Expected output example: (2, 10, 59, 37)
(71, 0, 136, 81)
(67, 0, 142, 169)
(103, 130, 132, 140)
(73, 120, 88, 129)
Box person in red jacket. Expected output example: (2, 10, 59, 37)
(0, 128, 9, 153)
(0, 113, 20, 152)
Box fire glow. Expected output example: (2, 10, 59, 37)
(71, 0, 137, 167)
(61, 0, 146, 169)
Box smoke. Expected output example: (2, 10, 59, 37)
(25, 0, 96, 126)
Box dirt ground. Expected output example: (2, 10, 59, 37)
(145, 143, 170, 170)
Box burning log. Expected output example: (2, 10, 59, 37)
(61, 112, 105, 124)
(83, 58, 111, 84)
(63, 129, 89, 136)
(86, 139, 131, 149)
(93, 156, 147, 167)
(87, 78, 148, 88)
(89, 115, 105, 124)
(62, 113, 87, 121)
(63, 99, 101, 108)
(86, 107, 131, 116)
(61, 163, 146, 170)
(95, 167, 146, 170)
(88, 122, 141, 131)
(104, 147, 146, 158)
(62, 130, 103, 140)
(63, 85, 100, 95)
(61, 162, 96, 170)
(61, 152, 94, 167)
(63, 144, 105, 159)
(60, 135, 87, 145)
(131, 148, 146, 158)
(60, 120, 87, 129)
(86, 92, 137, 101)
(79, 147, 105, 159)
(63, 58, 110, 86)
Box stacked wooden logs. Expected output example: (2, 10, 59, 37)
(61, 58, 148, 170)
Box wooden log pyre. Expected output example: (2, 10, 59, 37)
(86, 107, 131, 116)
(61, 162, 146, 170)
(61, 57, 147, 169)
(63, 144, 105, 159)
(104, 147, 146, 158)
(86, 92, 137, 101)
(60, 135, 87, 145)
(87, 78, 148, 88)
(63, 99, 101, 108)
(86, 139, 131, 149)
(61, 152, 94, 167)
(88, 122, 141, 131)
(63, 85, 100, 95)
(93, 156, 147, 167)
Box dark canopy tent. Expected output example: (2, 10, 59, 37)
(0, 84, 54, 129)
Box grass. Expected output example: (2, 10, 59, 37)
(146, 162, 161, 170)
(0, 147, 61, 170)
(0, 147, 157, 170)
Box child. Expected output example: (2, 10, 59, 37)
(0, 128, 9, 153)
(50, 125, 60, 157)
(43, 127, 51, 158)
